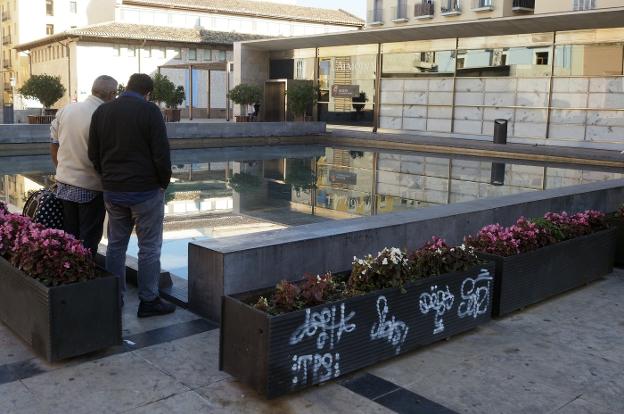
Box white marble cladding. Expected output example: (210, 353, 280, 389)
(379, 76, 624, 144)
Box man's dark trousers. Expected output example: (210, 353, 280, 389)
(61, 193, 106, 257)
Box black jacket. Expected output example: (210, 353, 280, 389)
(88, 95, 171, 192)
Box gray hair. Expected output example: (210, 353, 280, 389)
(91, 75, 118, 96)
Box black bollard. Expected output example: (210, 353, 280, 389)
(493, 119, 508, 144)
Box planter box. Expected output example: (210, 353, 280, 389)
(164, 108, 181, 122)
(221, 264, 495, 398)
(479, 228, 616, 317)
(605, 216, 624, 266)
(26, 115, 55, 124)
(0, 257, 122, 362)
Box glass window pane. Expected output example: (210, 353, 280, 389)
(554, 43, 624, 76)
(383, 51, 455, 76)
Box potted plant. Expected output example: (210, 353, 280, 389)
(286, 82, 317, 122)
(228, 172, 262, 193)
(220, 238, 494, 398)
(0, 202, 121, 362)
(227, 84, 262, 122)
(605, 205, 624, 266)
(285, 159, 315, 192)
(351, 92, 368, 113)
(164, 85, 185, 122)
(466, 211, 616, 317)
(18, 74, 66, 124)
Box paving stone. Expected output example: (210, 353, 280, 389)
(0, 381, 40, 413)
(553, 398, 614, 414)
(124, 391, 214, 414)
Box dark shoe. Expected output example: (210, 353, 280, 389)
(137, 297, 176, 318)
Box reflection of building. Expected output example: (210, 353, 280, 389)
(1, 174, 50, 211)
(236, 7, 624, 147)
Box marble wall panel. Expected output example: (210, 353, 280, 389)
(484, 92, 515, 107)
(455, 78, 485, 92)
(427, 118, 452, 132)
(404, 79, 430, 92)
(380, 105, 403, 117)
(454, 120, 483, 135)
(586, 126, 624, 142)
(552, 78, 589, 93)
(485, 78, 518, 92)
(516, 92, 549, 107)
(428, 78, 454, 92)
(380, 91, 403, 105)
(382, 79, 405, 91)
(428, 106, 453, 119)
(455, 92, 484, 106)
(454, 107, 483, 121)
(400, 160, 425, 175)
(483, 107, 515, 121)
(403, 117, 427, 131)
(588, 93, 624, 110)
(404, 91, 428, 105)
(550, 109, 587, 125)
(586, 110, 624, 127)
(551, 93, 588, 108)
(513, 122, 547, 139)
(377, 169, 402, 184)
(403, 105, 427, 118)
(517, 78, 549, 93)
(428, 92, 454, 105)
(589, 78, 624, 93)
(380, 116, 402, 129)
(515, 108, 548, 123)
(548, 124, 587, 141)
(377, 157, 402, 172)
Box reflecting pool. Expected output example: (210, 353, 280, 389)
(2, 145, 622, 278)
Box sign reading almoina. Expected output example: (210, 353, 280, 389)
(331, 84, 360, 98)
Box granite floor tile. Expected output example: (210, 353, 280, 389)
(123, 390, 213, 414)
(0, 381, 40, 413)
(133, 330, 228, 389)
(552, 398, 614, 414)
(20, 352, 189, 413)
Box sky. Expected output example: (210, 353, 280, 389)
(294, 0, 367, 19)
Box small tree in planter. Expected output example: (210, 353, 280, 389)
(286, 83, 318, 122)
(351, 92, 368, 113)
(164, 85, 186, 122)
(18, 74, 66, 123)
(227, 84, 262, 122)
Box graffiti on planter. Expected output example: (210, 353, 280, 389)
(289, 303, 356, 386)
(457, 269, 493, 319)
(419, 285, 455, 335)
(370, 295, 409, 354)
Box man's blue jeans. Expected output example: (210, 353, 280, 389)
(104, 190, 164, 302)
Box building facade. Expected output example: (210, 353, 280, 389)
(236, 6, 624, 149)
(366, 0, 624, 28)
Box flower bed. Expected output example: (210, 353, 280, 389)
(0, 202, 121, 362)
(220, 239, 495, 398)
(466, 211, 616, 316)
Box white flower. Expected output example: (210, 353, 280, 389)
(382, 258, 388, 265)
(460, 244, 466, 251)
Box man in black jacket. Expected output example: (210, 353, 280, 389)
(89, 73, 175, 318)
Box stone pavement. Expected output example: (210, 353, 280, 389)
(1, 269, 623, 414)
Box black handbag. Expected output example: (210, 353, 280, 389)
(22, 185, 64, 230)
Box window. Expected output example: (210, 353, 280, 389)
(69, 1, 77, 14)
(46, 0, 53, 16)
(113, 45, 121, 56)
(142, 46, 152, 58)
(46, 24, 54, 35)
(127, 46, 136, 57)
(188, 48, 197, 61)
(203, 49, 211, 61)
(555, 43, 624, 76)
(573, 0, 595, 10)
(152, 47, 165, 59)
(215, 50, 226, 61)
(167, 48, 181, 60)
(535, 51, 549, 65)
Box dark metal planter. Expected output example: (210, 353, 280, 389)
(479, 228, 616, 317)
(0, 257, 122, 362)
(220, 264, 495, 399)
(605, 216, 624, 266)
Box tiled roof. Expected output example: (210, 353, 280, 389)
(124, 0, 364, 26)
(16, 22, 266, 50)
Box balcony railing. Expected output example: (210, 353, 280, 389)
(471, 0, 494, 11)
(441, 0, 462, 15)
(415, 1, 435, 18)
(2, 61, 10, 69)
(392, 0, 408, 21)
(2, 35, 11, 45)
(1, 11, 10, 21)
(367, 8, 384, 25)
(512, 0, 534, 11)
(3, 82, 11, 91)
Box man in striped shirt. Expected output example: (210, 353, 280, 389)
(50, 75, 118, 256)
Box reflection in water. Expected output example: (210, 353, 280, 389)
(2, 147, 623, 278)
